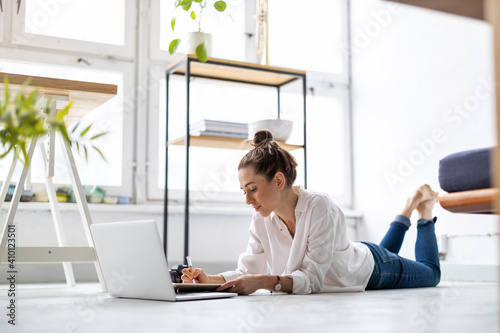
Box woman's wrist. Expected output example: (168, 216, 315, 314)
(265, 274, 292, 293)
(264, 275, 278, 291)
(208, 274, 226, 284)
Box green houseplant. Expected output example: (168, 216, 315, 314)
(168, 0, 227, 62)
(0, 77, 107, 165)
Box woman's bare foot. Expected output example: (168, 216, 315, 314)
(400, 184, 437, 218)
(417, 190, 439, 220)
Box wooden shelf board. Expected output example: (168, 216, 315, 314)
(438, 188, 497, 214)
(387, 0, 485, 20)
(165, 55, 306, 87)
(0, 73, 118, 125)
(168, 135, 303, 151)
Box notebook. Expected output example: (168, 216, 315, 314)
(90, 220, 237, 301)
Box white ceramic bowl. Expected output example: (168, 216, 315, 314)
(249, 119, 293, 142)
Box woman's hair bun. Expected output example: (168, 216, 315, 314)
(241, 129, 297, 187)
(252, 130, 274, 146)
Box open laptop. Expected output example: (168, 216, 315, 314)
(90, 220, 237, 301)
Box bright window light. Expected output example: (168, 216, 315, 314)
(306, 95, 345, 197)
(0, 60, 124, 187)
(25, 0, 126, 45)
(268, 0, 344, 74)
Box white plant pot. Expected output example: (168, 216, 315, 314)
(184, 32, 212, 57)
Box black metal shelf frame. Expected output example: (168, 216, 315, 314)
(163, 57, 307, 262)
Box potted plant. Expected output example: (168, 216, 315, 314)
(0, 77, 107, 165)
(168, 0, 227, 62)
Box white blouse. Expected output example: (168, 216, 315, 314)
(220, 187, 375, 294)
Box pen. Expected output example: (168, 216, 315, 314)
(186, 256, 196, 284)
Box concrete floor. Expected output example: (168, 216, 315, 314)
(0, 281, 498, 333)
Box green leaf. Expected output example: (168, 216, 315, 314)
(194, 0, 202, 2)
(176, 0, 192, 9)
(214, 1, 226, 12)
(56, 101, 73, 122)
(169, 39, 181, 55)
(84, 146, 88, 161)
(80, 124, 92, 137)
(180, 0, 192, 11)
(195, 42, 208, 62)
(72, 121, 81, 133)
(90, 132, 108, 140)
(20, 144, 28, 166)
(171, 17, 176, 31)
(190, 11, 196, 20)
(25, 89, 39, 108)
(93, 146, 107, 162)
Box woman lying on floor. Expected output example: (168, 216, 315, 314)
(181, 130, 441, 294)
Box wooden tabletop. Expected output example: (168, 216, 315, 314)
(0, 73, 118, 125)
(165, 54, 306, 87)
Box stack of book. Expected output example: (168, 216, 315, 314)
(190, 119, 248, 139)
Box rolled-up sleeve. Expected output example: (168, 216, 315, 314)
(219, 220, 267, 282)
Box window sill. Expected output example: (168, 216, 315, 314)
(0, 201, 252, 215)
(1, 201, 363, 220)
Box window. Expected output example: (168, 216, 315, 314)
(0, 1, 137, 198)
(25, 0, 125, 45)
(151, 0, 247, 61)
(149, 75, 305, 201)
(268, 0, 348, 81)
(0, 56, 134, 197)
(154, 80, 351, 205)
(146, 0, 353, 206)
(306, 87, 351, 205)
(1, 0, 352, 206)
(11, 0, 136, 59)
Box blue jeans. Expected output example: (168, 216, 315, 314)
(362, 215, 441, 289)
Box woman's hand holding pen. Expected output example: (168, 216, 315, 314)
(181, 268, 209, 284)
(181, 257, 228, 284)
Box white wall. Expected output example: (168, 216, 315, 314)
(351, 0, 499, 281)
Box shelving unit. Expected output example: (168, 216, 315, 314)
(164, 55, 307, 260)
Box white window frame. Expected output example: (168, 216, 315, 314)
(0, 3, 4, 42)
(145, 0, 354, 207)
(306, 83, 352, 207)
(149, 0, 179, 62)
(10, 0, 137, 60)
(145, 62, 166, 201)
(265, 0, 351, 86)
(336, 0, 351, 85)
(0, 46, 136, 198)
